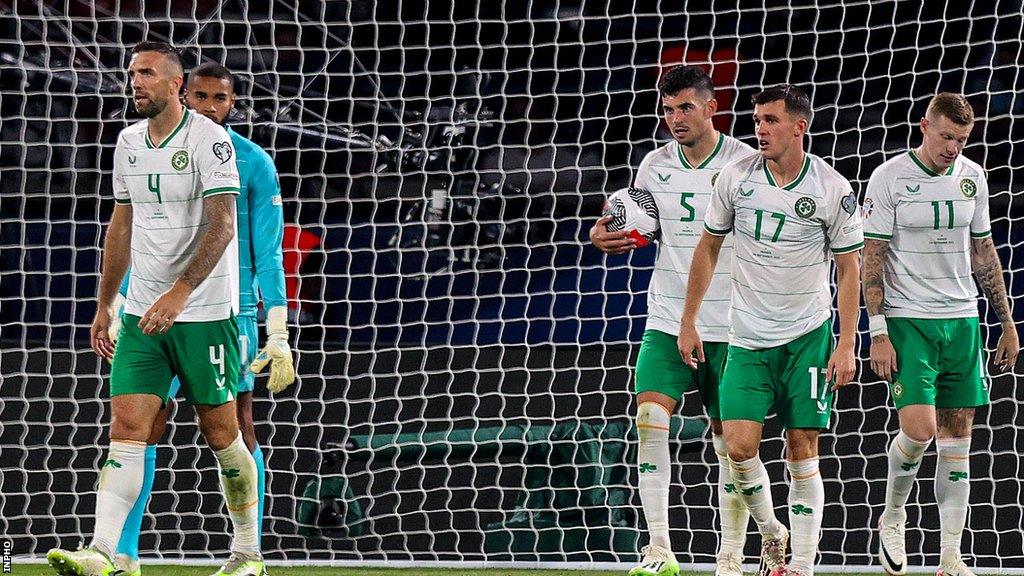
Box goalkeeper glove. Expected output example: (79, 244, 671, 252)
(250, 305, 296, 393)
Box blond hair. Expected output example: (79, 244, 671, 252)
(926, 92, 974, 126)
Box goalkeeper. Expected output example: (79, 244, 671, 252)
(106, 62, 294, 576)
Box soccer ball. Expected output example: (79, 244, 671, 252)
(602, 187, 660, 248)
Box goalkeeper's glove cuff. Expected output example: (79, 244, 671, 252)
(266, 305, 289, 338)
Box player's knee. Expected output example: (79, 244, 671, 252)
(728, 446, 758, 463)
(109, 412, 153, 443)
(902, 420, 937, 443)
(199, 415, 240, 451)
(636, 402, 671, 443)
(785, 430, 819, 461)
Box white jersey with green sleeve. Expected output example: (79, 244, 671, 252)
(862, 150, 990, 319)
(703, 152, 864, 349)
(111, 109, 241, 322)
(635, 133, 755, 341)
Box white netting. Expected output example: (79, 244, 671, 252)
(1, 1, 1023, 571)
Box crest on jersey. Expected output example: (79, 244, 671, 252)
(795, 196, 816, 218)
(710, 172, 719, 187)
(959, 178, 977, 198)
(862, 197, 874, 219)
(212, 141, 233, 164)
(170, 150, 189, 171)
(841, 192, 858, 215)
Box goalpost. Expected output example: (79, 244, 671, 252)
(2, 2, 1023, 572)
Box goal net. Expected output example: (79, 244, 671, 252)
(2, 1, 1023, 572)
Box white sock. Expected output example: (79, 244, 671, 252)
(884, 431, 931, 522)
(787, 458, 824, 575)
(936, 437, 971, 556)
(636, 402, 673, 551)
(90, 441, 147, 558)
(713, 434, 748, 559)
(215, 432, 261, 554)
(731, 455, 782, 536)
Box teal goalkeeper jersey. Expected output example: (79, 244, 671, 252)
(118, 126, 286, 318)
(228, 126, 286, 316)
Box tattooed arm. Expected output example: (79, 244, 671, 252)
(179, 194, 236, 289)
(972, 236, 1019, 371)
(862, 238, 898, 381)
(139, 194, 236, 334)
(862, 239, 887, 317)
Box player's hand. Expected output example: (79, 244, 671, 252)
(827, 340, 857, 391)
(677, 324, 704, 370)
(590, 215, 635, 255)
(869, 334, 898, 382)
(140, 281, 191, 335)
(994, 322, 1020, 372)
(250, 334, 296, 393)
(91, 307, 116, 360)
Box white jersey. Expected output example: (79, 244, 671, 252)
(863, 150, 990, 319)
(704, 152, 864, 349)
(635, 134, 754, 341)
(112, 109, 241, 321)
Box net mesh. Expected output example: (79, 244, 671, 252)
(2, 0, 1023, 570)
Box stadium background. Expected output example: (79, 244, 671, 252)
(2, 0, 1023, 572)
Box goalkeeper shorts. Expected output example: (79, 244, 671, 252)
(634, 328, 727, 420)
(111, 314, 239, 406)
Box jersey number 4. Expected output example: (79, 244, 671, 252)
(148, 174, 163, 203)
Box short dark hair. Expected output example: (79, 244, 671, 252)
(658, 65, 715, 99)
(752, 84, 812, 121)
(131, 41, 183, 73)
(927, 92, 974, 125)
(190, 61, 234, 89)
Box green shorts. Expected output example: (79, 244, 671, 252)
(634, 329, 728, 420)
(111, 314, 240, 406)
(719, 320, 834, 429)
(887, 316, 988, 409)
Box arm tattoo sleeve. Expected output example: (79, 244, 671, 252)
(179, 194, 236, 290)
(862, 239, 888, 316)
(972, 237, 1013, 323)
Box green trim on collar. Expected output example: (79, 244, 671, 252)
(764, 155, 811, 190)
(676, 132, 724, 170)
(145, 109, 190, 149)
(908, 149, 954, 177)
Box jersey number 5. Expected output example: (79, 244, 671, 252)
(679, 192, 696, 222)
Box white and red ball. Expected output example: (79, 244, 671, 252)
(602, 187, 660, 248)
